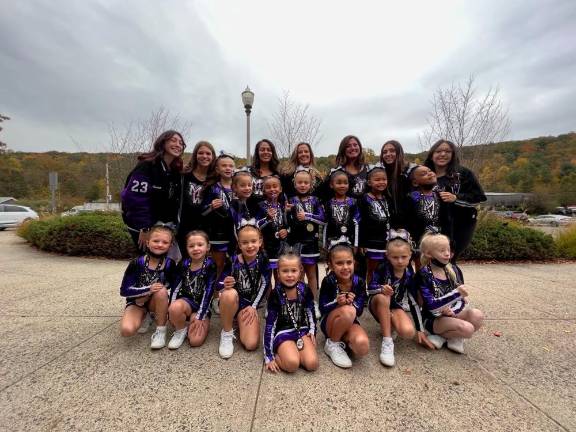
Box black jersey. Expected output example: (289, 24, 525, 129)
(358, 193, 392, 252)
(323, 197, 360, 248)
(170, 257, 217, 320)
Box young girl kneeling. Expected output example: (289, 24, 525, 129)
(419, 234, 484, 353)
(264, 253, 318, 373)
(119, 225, 177, 349)
(218, 222, 271, 359)
(319, 243, 369, 368)
(167, 230, 216, 349)
(368, 229, 434, 367)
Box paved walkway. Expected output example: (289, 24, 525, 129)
(0, 230, 575, 431)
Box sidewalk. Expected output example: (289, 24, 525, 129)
(0, 230, 574, 431)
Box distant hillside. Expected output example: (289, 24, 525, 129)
(1, 132, 575, 211)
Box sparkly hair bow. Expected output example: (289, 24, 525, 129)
(328, 236, 353, 251)
(217, 151, 235, 160)
(366, 163, 385, 174)
(233, 166, 252, 176)
(238, 218, 258, 231)
(294, 165, 311, 174)
(153, 221, 177, 233)
(329, 166, 347, 177)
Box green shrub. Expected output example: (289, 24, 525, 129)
(556, 225, 576, 259)
(462, 212, 558, 260)
(18, 213, 136, 259)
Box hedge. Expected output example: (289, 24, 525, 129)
(17, 211, 564, 261)
(556, 224, 576, 259)
(18, 213, 136, 259)
(461, 212, 558, 261)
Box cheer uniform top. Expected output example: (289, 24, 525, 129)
(419, 263, 466, 334)
(170, 256, 217, 320)
(287, 195, 325, 264)
(121, 158, 181, 235)
(358, 193, 392, 259)
(256, 199, 290, 267)
(218, 252, 271, 310)
(249, 167, 280, 202)
(263, 281, 316, 363)
(323, 197, 360, 248)
(120, 255, 177, 307)
(367, 259, 423, 331)
(404, 189, 450, 246)
(201, 182, 235, 252)
(318, 273, 367, 336)
(178, 172, 206, 252)
(316, 165, 368, 203)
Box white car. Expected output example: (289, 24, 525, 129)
(528, 214, 574, 227)
(0, 204, 39, 229)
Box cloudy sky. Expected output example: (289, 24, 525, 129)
(1, 0, 575, 156)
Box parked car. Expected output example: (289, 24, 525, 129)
(0, 204, 39, 229)
(489, 210, 529, 222)
(528, 214, 575, 227)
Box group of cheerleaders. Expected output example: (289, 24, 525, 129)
(119, 132, 486, 371)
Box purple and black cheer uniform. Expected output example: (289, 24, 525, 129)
(256, 199, 290, 269)
(318, 273, 367, 336)
(263, 281, 316, 364)
(170, 256, 217, 320)
(323, 197, 360, 249)
(358, 194, 392, 260)
(120, 255, 177, 308)
(120, 158, 181, 247)
(418, 264, 466, 334)
(404, 189, 449, 246)
(178, 172, 206, 253)
(367, 259, 423, 331)
(217, 252, 271, 311)
(287, 195, 325, 265)
(201, 182, 235, 252)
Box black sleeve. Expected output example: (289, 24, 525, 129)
(456, 167, 486, 205)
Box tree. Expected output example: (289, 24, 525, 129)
(267, 91, 322, 158)
(420, 76, 511, 170)
(107, 107, 193, 199)
(0, 114, 10, 154)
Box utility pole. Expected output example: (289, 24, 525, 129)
(49, 172, 58, 213)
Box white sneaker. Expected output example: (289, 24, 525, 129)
(427, 334, 446, 350)
(379, 339, 395, 367)
(447, 338, 465, 354)
(137, 313, 153, 334)
(168, 328, 188, 350)
(219, 329, 235, 359)
(150, 327, 167, 349)
(324, 338, 352, 368)
(314, 301, 321, 320)
(211, 298, 220, 315)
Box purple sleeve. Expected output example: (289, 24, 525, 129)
(352, 275, 367, 316)
(319, 275, 338, 316)
(351, 199, 360, 247)
(263, 288, 281, 363)
(216, 258, 233, 291)
(119, 258, 151, 298)
(368, 264, 387, 296)
(304, 197, 325, 225)
(304, 284, 317, 335)
(120, 170, 154, 230)
(419, 269, 462, 316)
(251, 256, 271, 308)
(196, 260, 217, 321)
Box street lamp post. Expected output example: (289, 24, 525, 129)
(241, 86, 254, 164)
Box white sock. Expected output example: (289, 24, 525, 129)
(156, 326, 167, 333)
(383, 337, 393, 344)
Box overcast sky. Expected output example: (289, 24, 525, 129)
(1, 0, 575, 156)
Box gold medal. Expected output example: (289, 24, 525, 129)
(306, 223, 314, 232)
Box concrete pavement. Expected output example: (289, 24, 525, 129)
(0, 230, 574, 431)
